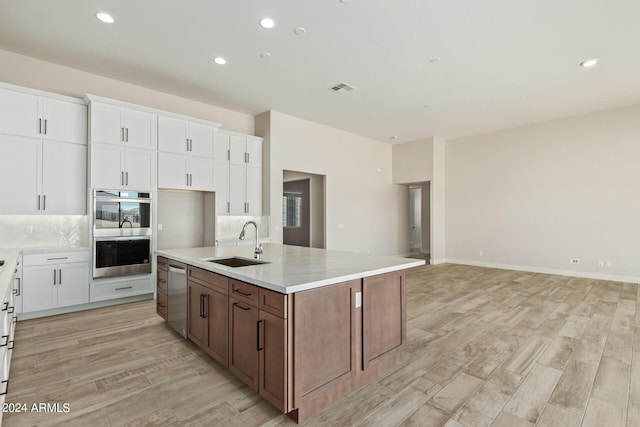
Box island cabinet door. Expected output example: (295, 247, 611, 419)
(206, 287, 229, 368)
(229, 297, 260, 391)
(292, 280, 359, 407)
(259, 310, 287, 412)
(187, 282, 208, 348)
(362, 271, 406, 368)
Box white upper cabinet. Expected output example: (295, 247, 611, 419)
(158, 152, 214, 191)
(90, 143, 156, 191)
(158, 115, 217, 158)
(89, 100, 156, 149)
(0, 85, 87, 145)
(216, 130, 263, 216)
(0, 84, 87, 215)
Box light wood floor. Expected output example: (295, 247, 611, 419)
(4, 264, 639, 426)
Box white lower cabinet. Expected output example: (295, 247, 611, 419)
(90, 276, 153, 302)
(21, 252, 90, 313)
(0, 271, 17, 417)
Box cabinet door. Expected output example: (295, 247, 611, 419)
(90, 143, 124, 189)
(214, 161, 230, 215)
(42, 141, 87, 214)
(188, 122, 214, 158)
(158, 116, 187, 154)
(22, 265, 56, 312)
(246, 138, 262, 168)
(213, 132, 229, 161)
(124, 147, 155, 190)
(206, 288, 229, 368)
(56, 262, 89, 307)
(124, 108, 154, 149)
(259, 310, 287, 412)
(292, 280, 358, 403)
(158, 152, 187, 189)
(246, 166, 262, 216)
(90, 103, 123, 145)
(0, 88, 39, 138)
(229, 297, 259, 391)
(229, 135, 246, 165)
(188, 157, 214, 191)
(229, 164, 246, 215)
(363, 271, 405, 368)
(188, 282, 208, 348)
(0, 136, 40, 214)
(41, 98, 87, 145)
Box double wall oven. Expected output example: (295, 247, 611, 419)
(93, 190, 152, 279)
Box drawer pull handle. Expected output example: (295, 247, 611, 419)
(158, 303, 166, 308)
(234, 289, 252, 297)
(1, 302, 7, 311)
(257, 320, 263, 351)
(8, 306, 14, 314)
(233, 302, 251, 311)
(47, 257, 69, 261)
(115, 286, 133, 291)
(0, 380, 8, 396)
(158, 278, 167, 283)
(8, 340, 14, 350)
(0, 335, 8, 347)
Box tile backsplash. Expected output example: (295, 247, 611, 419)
(216, 216, 270, 245)
(0, 215, 89, 248)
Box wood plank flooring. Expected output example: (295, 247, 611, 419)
(4, 263, 639, 426)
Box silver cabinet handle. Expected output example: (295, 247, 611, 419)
(126, 171, 129, 186)
(190, 174, 193, 186)
(168, 265, 186, 274)
(125, 127, 129, 142)
(53, 269, 57, 285)
(246, 152, 250, 164)
(37, 195, 40, 210)
(121, 127, 125, 142)
(14, 277, 21, 296)
(59, 268, 62, 284)
(227, 202, 230, 213)
(190, 139, 193, 151)
(44, 119, 47, 135)
(115, 286, 133, 291)
(38, 118, 42, 134)
(42, 195, 46, 210)
(186, 138, 189, 152)
(227, 149, 230, 161)
(186, 173, 189, 187)
(47, 257, 68, 261)
(121, 171, 125, 186)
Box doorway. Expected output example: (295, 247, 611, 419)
(408, 182, 430, 259)
(283, 170, 326, 248)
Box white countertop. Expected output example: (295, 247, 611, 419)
(156, 244, 425, 294)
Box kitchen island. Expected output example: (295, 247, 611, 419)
(156, 244, 424, 423)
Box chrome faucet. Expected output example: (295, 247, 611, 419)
(239, 221, 263, 259)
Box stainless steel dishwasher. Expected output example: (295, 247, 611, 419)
(167, 261, 187, 338)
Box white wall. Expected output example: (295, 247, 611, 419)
(156, 190, 206, 250)
(445, 105, 640, 281)
(258, 111, 408, 256)
(392, 138, 434, 184)
(283, 170, 326, 249)
(0, 49, 254, 134)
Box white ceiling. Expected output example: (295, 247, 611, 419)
(1, 0, 639, 143)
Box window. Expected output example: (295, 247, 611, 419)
(282, 192, 302, 228)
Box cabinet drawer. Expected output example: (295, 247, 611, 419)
(259, 288, 287, 318)
(157, 291, 167, 319)
(229, 280, 259, 306)
(23, 251, 89, 266)
(157, 268, 168, 294)
(188, 266, 228, 295)
(90, 277, 153, 302)
(157, 256, 168, 271)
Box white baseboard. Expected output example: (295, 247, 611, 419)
(18, 294, 154, 320)
(431, 258, 447, 265)
(445, 258, 640, 284)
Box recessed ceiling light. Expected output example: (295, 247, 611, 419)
(260, 52, 272, 60)
(293, 27, 307, 36)
(423, 104, 432, 109)
(429, 57, 441, 63)
(580, 58, 599, 68)
(96, 12, 114, 24)
(260, 18, 275, 29)
(390, 136, 398, 140)
(213, 57, 227, 65)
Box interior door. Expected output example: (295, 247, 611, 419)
(283, 179, 310, 247)
(409, 187, 422, 251)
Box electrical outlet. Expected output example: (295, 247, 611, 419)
(606, 260, 612, 268)
(479, 250, 484, 257)
(157, 223, 163, 231)
(570, 258, 580, 265)
(597, 260, 604, 267)
(25, 225, 33, 234)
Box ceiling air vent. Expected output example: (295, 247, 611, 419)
(329, 82, 355, 94)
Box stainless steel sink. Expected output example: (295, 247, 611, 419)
(205, 257, 269, 267)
